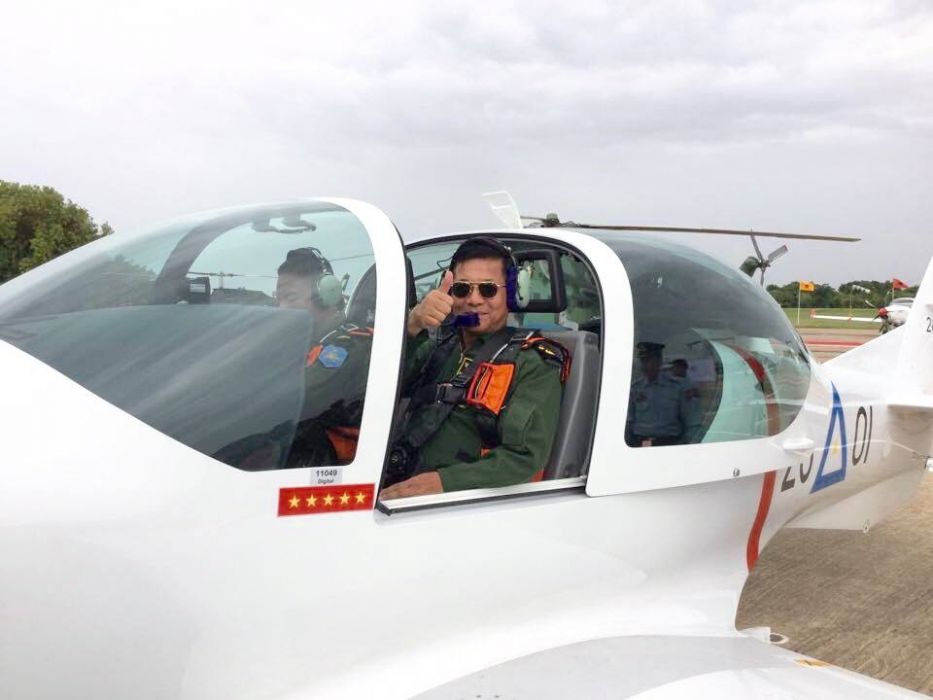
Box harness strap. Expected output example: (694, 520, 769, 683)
(470, 334, 571, 451)
(389, 328, 571, 485)
(400, 326, 517, 451)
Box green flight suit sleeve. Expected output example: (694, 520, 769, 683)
(401, 331, 433, 395)
(436, 348, 563, 491)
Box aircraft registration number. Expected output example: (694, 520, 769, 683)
(312, 467, 342, 486)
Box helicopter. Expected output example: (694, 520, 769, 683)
(0, 195, 931, 699)
(484, 189, 861, 287)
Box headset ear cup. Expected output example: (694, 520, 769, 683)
(314, 274, 344, 309)
(506, 264, 522, 311)
(515, 263, 532, 310)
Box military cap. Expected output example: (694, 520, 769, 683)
(636, 341, 665, 358)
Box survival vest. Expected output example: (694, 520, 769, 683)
(386, 327, 570, 485)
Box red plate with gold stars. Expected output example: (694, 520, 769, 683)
(278, 484, 375, 516)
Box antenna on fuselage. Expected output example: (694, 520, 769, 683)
(482, 191, 524, 230)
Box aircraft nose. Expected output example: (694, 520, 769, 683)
(0, 341, 219, 524)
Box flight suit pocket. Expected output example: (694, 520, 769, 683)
(501, 399, 535, 449)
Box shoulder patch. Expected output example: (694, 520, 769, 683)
(318, 345, 349, 368)
(521, 337, 572, 382)
(306, 345, 324, 367)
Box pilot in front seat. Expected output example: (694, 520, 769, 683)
(381, 237, 568, 499)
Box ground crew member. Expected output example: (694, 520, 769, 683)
(667, 358, 699, 400)
(380, 237, 565, 498)
(874, 306, 892, 334)
(627, 342, 698, 447)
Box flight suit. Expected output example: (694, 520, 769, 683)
(214, 316, 372, 470)
(289, 321, 373, 465)
(402, 329, 563, 491)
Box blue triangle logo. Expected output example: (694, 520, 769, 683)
(811, 383, 848, 493)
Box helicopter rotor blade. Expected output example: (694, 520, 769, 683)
(750, 233, 764, 262)
(526, 220, 860, 243)
(766, 244, 789, 263)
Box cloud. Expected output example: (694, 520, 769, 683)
(1, 0, 931, 283)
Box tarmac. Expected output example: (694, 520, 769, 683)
(736, 327, 933, 695)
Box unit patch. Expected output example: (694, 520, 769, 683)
(318, 345, 348, 368)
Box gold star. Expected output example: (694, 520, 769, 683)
(831, 441, 840, 455)
(323, 493, 334, 507)
(305, 494, 317, 507)
(339, 492, 350, 506)
(288, 495, 300, 509)
(355, 491, 367, 505)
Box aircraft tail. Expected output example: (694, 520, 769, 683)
(889, 254, 933, 411)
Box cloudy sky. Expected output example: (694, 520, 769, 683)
(2, 0, 932, 285)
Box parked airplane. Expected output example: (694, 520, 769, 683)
(886, 297, 915, 326)
(811, 297, 914, 330)
(0, 197, 931, 698)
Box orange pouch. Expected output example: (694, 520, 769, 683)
(465, 362, 515, 415)
(325, 427, 360, 463)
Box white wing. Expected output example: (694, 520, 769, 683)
(414, 634, 925, 699)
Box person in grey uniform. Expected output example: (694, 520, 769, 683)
(627, 342, 698, 447)
(667, 358, 699, 400)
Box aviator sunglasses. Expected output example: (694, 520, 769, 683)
(449, 281, 506, 299)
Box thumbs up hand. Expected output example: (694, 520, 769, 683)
(407, 270, 454, 336)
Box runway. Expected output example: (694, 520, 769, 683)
(737, 325, 933, 695)
(800, 327, 879, 361)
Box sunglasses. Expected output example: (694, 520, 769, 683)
(449, 281, 505, 299)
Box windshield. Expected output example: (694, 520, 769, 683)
(0, 201, 377, 470)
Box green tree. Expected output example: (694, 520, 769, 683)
(766, 282, 796, 307)
(0, 181, 112, 284)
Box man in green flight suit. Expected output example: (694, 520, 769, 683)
(215, 247, 373, 469)
(277, 248, 373, 466)
(380, 237, 564, 499)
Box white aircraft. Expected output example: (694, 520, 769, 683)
(886, 297, 914, 326)
(1, 197, 932, 699)
(810, 297, 914, 329)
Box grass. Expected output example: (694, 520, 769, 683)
(783, 307, 878, 329)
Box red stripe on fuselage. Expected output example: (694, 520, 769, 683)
(801, 339, 862, 347)
(746, 470, 776, 571)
